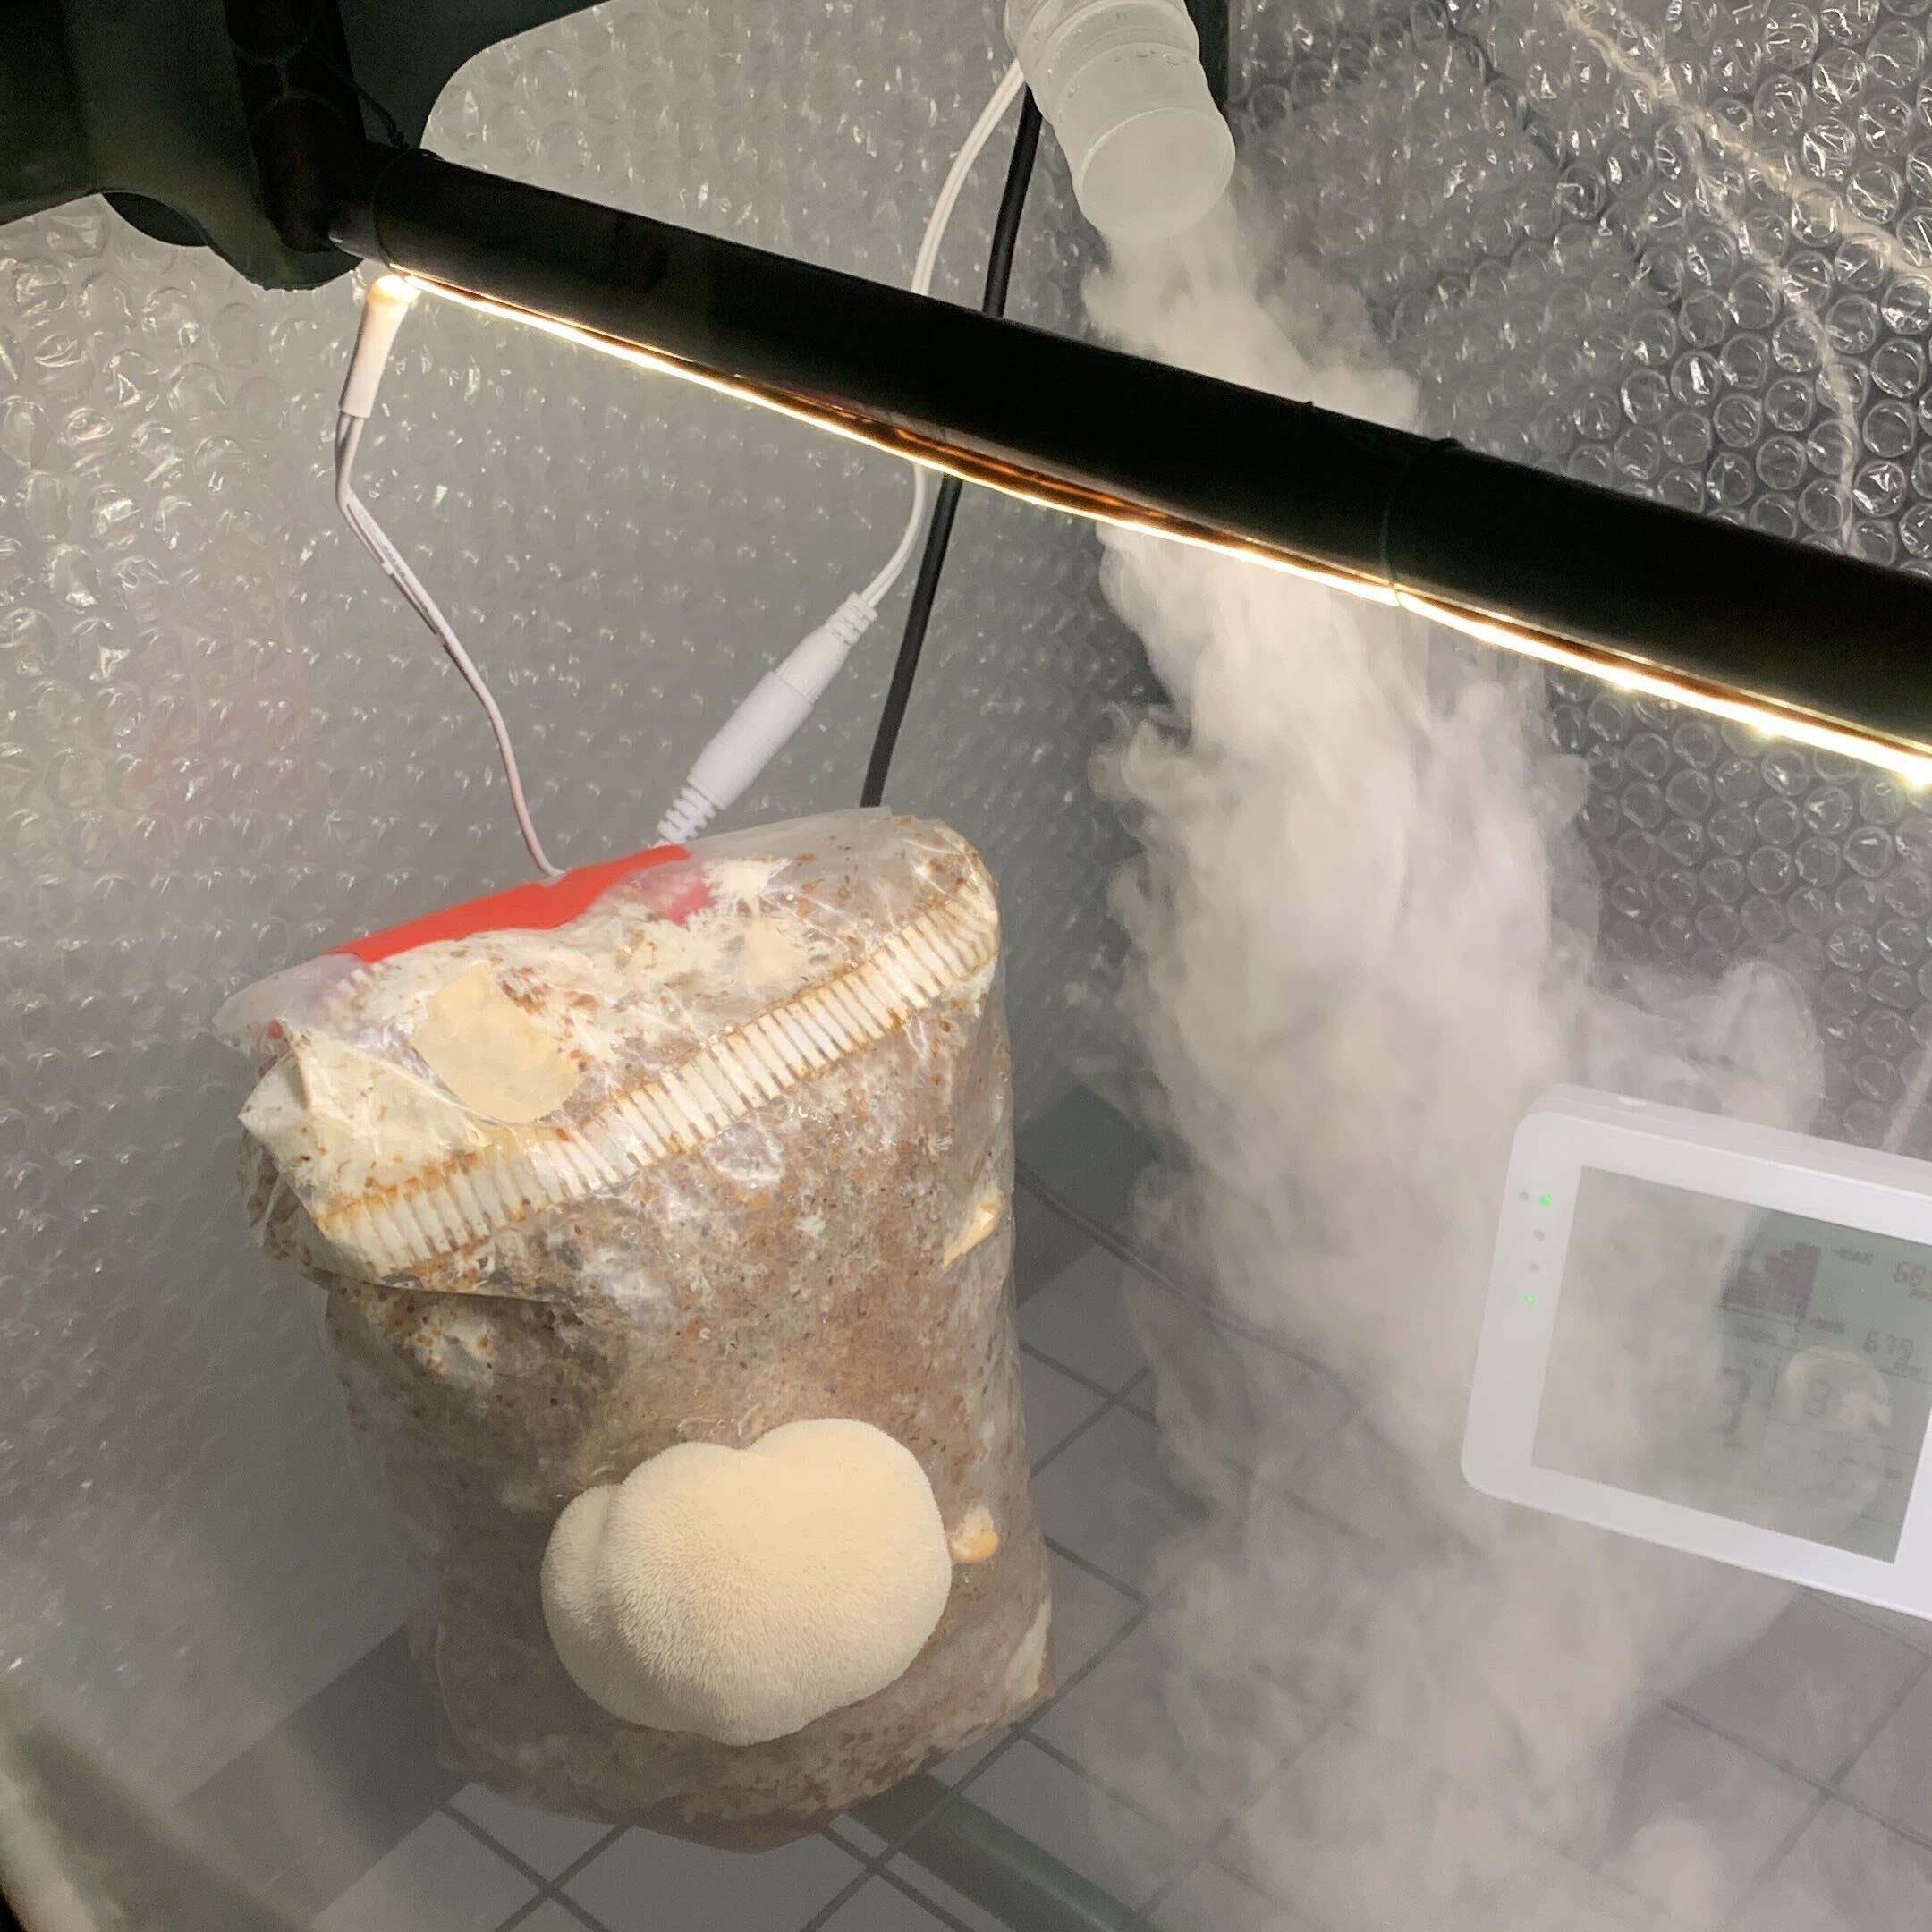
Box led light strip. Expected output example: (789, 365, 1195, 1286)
(399, 270, 1932, 794)
(1394, 591, 1932, 791)
(397, 272, 1401, 606)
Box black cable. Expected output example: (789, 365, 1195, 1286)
(860, 92, 1044, 809)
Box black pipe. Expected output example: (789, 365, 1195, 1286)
(331, 145, 1932, 761)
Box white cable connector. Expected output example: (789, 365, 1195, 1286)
(657, 596, 877, 843)
(339, 273, 420, 419)
(654, 62, 1027, 844)
(334, 72, 1032, 862)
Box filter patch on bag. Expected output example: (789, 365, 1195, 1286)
(413, 965, 583, 1123)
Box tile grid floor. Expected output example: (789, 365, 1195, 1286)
(450, 1776, 1016, 1932)
(313, 1176, 1932, 1932)
(1668, 1623, 1932, 1932)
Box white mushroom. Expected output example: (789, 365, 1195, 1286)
(540, 1419, 953, 1746)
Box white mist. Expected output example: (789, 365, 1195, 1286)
(1066, 200, 1833, 1929)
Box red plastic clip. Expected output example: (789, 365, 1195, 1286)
(333, 846, 708, 965)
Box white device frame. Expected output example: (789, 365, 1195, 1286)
(1464, 1084, 1932, 1617)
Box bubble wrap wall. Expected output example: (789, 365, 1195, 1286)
(1236, 0, 1932, 1148)
(0, 0, 1155, 1801)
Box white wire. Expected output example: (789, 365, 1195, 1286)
(857, 58, 1026, 612)
(914, 61, 1028, 300)
(334, 413, 565, 878)
(333, 62, 1023, 871)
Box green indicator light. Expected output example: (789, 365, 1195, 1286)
(1538, 1193, 1554, 1208)
(1522, 1292, 1538, 1307)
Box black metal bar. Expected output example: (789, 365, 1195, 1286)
(331, 145, 1932, 762)
(226, 0, 364, 255)
(0, 0, 93, 225)
(853, 1774, 1141, 1932)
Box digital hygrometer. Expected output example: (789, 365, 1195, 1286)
(1464, 1086, 1932, 1616)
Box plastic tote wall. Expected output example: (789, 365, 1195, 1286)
(18, 0, 1932, 1917)
(0, 0, 1156, 1808)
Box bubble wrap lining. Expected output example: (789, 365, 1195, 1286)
(1239, 0, 1932, 1149)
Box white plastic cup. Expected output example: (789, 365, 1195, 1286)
(1004, 0, 1235, 242)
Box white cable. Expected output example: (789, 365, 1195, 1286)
(658, 59, 1027, 844)
(913, 62, 1028, 299)
(657, 592, 877, 843)
(336, 419, 564, 879)
(335, 279, 565, 880)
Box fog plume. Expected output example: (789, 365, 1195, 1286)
(1066, 199, 1836, 1929)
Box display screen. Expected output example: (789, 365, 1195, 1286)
(1535, 1169, 1932, 1561)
